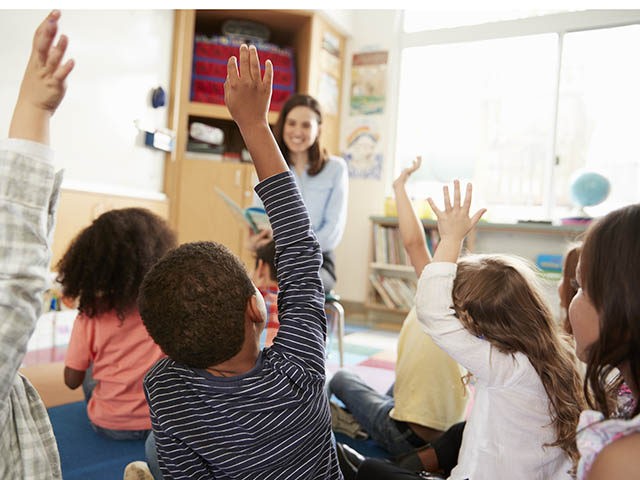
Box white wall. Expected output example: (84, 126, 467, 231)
(0, 10, 173, 197)
(334, 10, 403, 302)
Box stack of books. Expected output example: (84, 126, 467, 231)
(185, 140, 225, 161)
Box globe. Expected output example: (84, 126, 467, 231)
(570, 170, 611, 210)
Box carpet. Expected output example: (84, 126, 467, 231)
(48, 401, 146, 480)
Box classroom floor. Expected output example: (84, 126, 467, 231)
(21, 308, 401, 408)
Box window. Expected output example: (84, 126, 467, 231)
(395, 11, 640, 222)
(555, 25, 640, 218)
(403, 9, 560, 32)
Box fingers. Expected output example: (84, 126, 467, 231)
(443, 185, 452, 211)
(427, 197, 443, 218)
(226, 55, 239, 83)
(470, 208, 487, 227)
(238, 44, 249, 79)
(248, 45, 261, 82)
(53, 58, 75, 82)
(46, 34, 68, 74)
(462, 182, 473, 211)
(262, 59, 273, 89)
(34, 10, 60, 65)
(453, 179, 461, 208)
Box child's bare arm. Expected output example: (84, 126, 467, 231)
(392, 155, 431, 276)
(427, 180, 486, 263)
(10, 9, 74, 145)
(224, 44, 286, 181)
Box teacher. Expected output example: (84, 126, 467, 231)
(251, 93, 348, 293)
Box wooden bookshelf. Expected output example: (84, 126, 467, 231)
(366, 216, 588, 317)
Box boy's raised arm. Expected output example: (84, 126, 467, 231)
(225, 44, 286, 181)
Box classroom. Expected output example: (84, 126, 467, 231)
(1, 6, 639, 480)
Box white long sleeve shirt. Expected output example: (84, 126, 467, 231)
(416, 262, 572, 480)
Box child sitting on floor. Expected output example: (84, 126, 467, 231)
(569, 204, 640, 479)
(0, 10, 73, 478)
(138, 44, 342, 479)
(253, 239, 279, 347)
(58, 207, 176, 440)
(415, 181, 585, 479)
(329, 156, 468, 462)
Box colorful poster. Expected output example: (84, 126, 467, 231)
(350, 51, 388, 115)
(342, 117, 384, 180)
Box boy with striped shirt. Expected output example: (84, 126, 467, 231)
(139, 45, 342, 480)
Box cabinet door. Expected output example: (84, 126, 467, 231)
(176, 159, 253, 258)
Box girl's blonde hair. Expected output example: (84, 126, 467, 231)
(452, 254, 586, 464)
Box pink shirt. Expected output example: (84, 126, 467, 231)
(65, 310, 164, 430)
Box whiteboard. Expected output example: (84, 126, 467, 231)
(0, 10, 174, 195)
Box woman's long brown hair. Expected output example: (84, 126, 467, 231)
(453, 254, 586, 464)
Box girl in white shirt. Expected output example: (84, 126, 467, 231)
(415, 180, 585, 480)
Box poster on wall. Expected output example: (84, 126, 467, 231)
(317, 72, 339, 116)
(316, 31, 341, 115)
(342, 117, 384, 180)
(350, 51, 388, 115)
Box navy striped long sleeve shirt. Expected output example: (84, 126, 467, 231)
(144, 171, 343, 480)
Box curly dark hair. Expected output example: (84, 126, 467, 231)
(56, 208, 176, 322)
(580, 204, 640, 419)
(273, 93, 329, 176)
(138, 241, 256, 368)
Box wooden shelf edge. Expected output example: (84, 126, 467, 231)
(370, 262, 414, 273)
(188, 102, 280, 124)
(364, 301, 410, 315)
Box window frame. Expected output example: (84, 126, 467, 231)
(390, 10, 640, 219)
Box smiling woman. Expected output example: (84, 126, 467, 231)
(249, 93, 349, 293)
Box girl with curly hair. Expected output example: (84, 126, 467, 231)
(58, 207, 176, 440)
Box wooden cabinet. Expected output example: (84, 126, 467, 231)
(366, 216, 587, 318)
(51, 189, 169, 270)
(164, 10, 345, 266)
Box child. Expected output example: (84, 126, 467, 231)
(0, 10, 73, 477)
(138, 44, 342, 479)
(329, 157, 468, 460)
(58, 207, 176, 439)
(253, 239, 279, 347)
(569, 204, 640, 479)
(558, 243, 581, 335)
(415, 180, 585, 479)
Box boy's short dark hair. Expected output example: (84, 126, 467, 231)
(138, 241, 255, 368)
(255, 239, 277, 281)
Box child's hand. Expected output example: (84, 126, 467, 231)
(224, 44, 273, 130)
(246, 227, 273, 252)
(393, 156, 422, 192)
(18, 10, 74, 116)
(428, 180, 486, 245)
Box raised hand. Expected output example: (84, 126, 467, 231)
(224, 44, 273, 130)
(10, 10, 74, 143)
(393, 155, 422, 191)
(428, 180, 486, 263)
(19, 10, 74, 115)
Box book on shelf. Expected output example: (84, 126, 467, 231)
(369, 273, 396, 309)
(214, 187, 270, 234)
